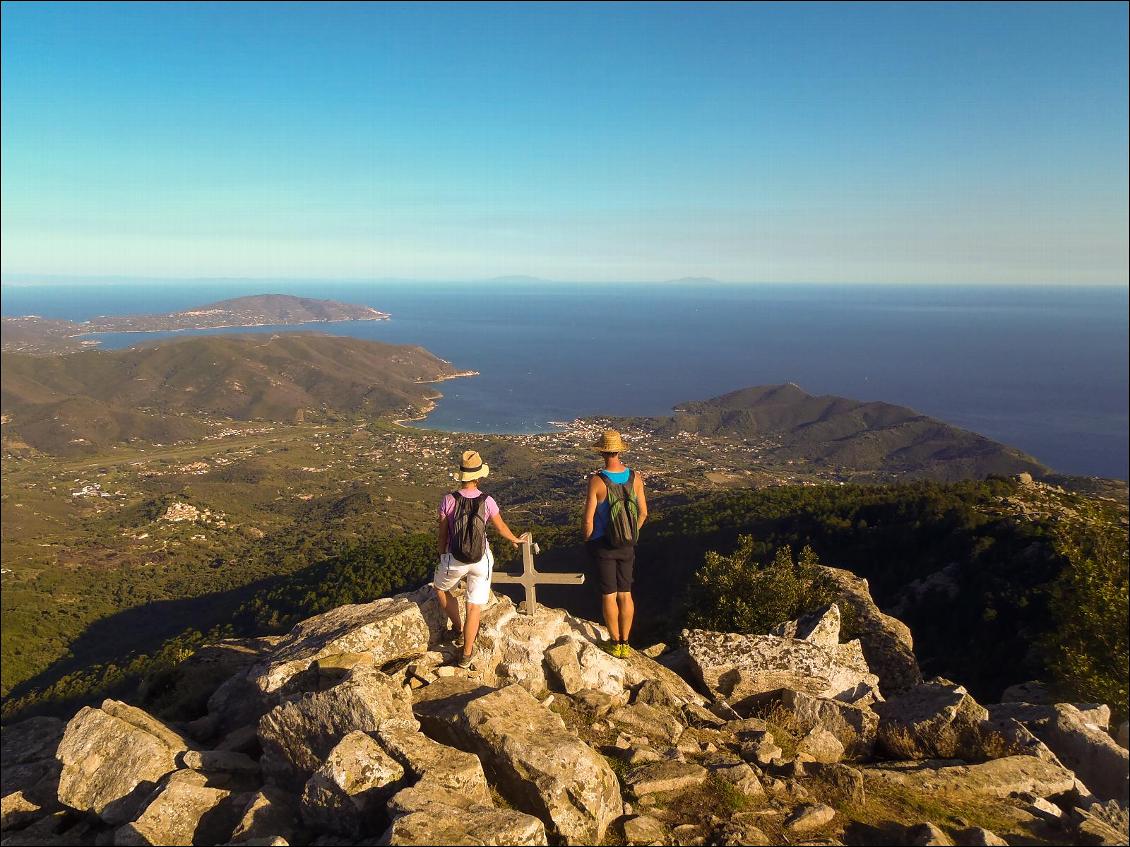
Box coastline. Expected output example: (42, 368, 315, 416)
(69, 314, 391, 345)
(393, 369, 478, 427)
(415, 369, 479, 384)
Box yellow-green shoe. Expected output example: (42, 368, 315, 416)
(599, 640, 620, 657)
(620, 643, 633, 659)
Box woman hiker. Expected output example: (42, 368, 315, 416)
(583, 430, 648, 658)
(434, 450, 526, 668)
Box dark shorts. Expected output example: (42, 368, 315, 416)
(587, 539, 635, 595)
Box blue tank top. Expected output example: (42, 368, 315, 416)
(591, 468, 631, 541)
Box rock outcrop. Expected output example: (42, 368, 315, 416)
(55, 701, 190, 825)
(823, 566, 922, 693)
(684, 603, 881, 709)
(414, 679, 622, 844)
(257, 666, 415, 790)
(989, 702, 1130, 805)
(3, 577, 1124, 847)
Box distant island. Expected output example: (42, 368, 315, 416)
(0, 294, 389, 354)
(660, 276, 724, 285)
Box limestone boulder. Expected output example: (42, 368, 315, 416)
(607, 702, 685, 745)
(205, 672, 271, 737)
(823, 565, 922, 693)
(414, 679, 622, 844)
(770, 603, 842, 648)
(541, 634, 632, 697)
(874, 680, 993, 760)
(954, 827, 1009, 846)
(113, 770, 245, 846)
(623, 761, 708, 797)
(999, 680, 1054, 705)
(989, 703, 1129, 804)
(543, 641, 585, 694)
(622, 814, 668, 845)
(251, 586, 446, 695)
(570, 688, 626, 719)
(784, 802, 836, 834)
(767, 688, 878, 759)
(258, 666, 415, 790)
(372, 722, 490, 803)
(55, 701, 189, 825)
(796, 727, 845, 764)
(300, 731, 405, 838)
(1, 790, 50, 833)
(862, 756, 1077, 800)
(228, 788, 299, 845)
(905, 822, 954, 845)
(382, 783, 547, 845)
(683, 628, 880, 709)
(699, 753, 764, 797)
(620, 649, 708, 710)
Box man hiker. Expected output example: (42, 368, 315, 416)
(583, 430, 648, 658)
(434, 450, 526, 668)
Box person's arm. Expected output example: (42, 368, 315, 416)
(436, 515, 448, 556)
(489, 512, 524, 548)
(634, 473, 648, 530)
(582, 475, 600, 541)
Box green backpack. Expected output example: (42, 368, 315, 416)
(600, 470, 640, 548)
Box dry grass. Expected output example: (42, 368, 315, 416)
(834, 777, 1051, 846)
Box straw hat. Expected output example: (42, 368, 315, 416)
(453, 450, 490, 482)
(591, 429, 629, 454)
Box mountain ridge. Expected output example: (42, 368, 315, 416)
(612, 382, 1048, 481)
(0, 334, 468, 454)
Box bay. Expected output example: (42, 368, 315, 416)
(3, 280, 1126, 479)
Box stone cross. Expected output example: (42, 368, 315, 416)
(493, 535, 584, 615)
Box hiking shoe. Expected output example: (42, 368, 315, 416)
(457, 651, 474, 669)
(442, 627, 465, 649)
(618, 643, 633, 659)
(598, 640, 621, 657)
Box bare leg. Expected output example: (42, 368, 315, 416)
(601, 593, 621, 642)
(617, 591, 634, 643)
(463, 603, 482, 657)
(435, 587, 461, 631)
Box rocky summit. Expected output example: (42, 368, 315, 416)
(1, 572, 1127, 846)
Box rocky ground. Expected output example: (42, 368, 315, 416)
(1, 566, 1127, 846)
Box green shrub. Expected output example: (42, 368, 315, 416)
(1041, 526, 1129, 719)
(686, 538, 839, 635)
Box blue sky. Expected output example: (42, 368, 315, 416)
(1, 2, 1127, 283)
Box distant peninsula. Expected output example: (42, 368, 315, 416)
(0, 294, 389, 355)
(607, 382, 1048, 482)
(0, 334, 469, 454)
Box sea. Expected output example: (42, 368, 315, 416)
(2, 280, 1127, 480)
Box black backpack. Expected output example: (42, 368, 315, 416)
(600, 470, 640, 548)
(449, 492, 488, 563)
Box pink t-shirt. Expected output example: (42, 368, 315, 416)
(439, 489, 499, 553)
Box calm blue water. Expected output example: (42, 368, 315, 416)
(3, 280, 1127, 479)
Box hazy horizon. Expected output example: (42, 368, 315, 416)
(2, 274, 1128, 290)
(2, 2, 1127, 285)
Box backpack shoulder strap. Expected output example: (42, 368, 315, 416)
(599, 471, 626, 501)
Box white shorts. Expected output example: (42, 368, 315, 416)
(433, 547, 494, 606)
